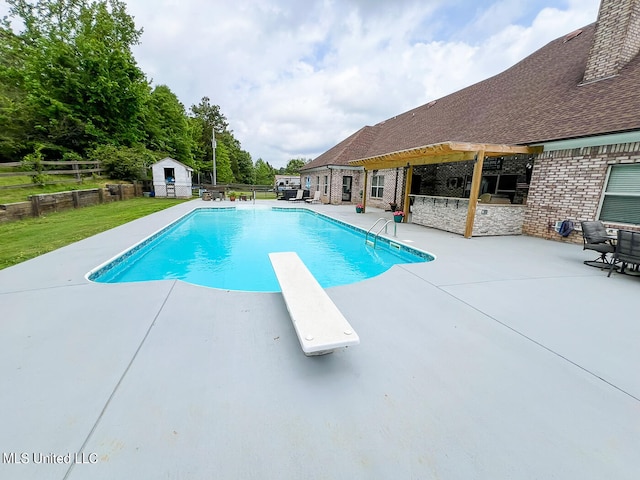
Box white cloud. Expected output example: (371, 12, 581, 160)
(1, 0, 602, 167)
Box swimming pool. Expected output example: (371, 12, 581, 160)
(88, 207, 433, 292)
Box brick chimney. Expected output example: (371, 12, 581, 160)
(582, 0, 640, 84)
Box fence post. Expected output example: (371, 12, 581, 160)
(72, 191, 80, 208)
(118, 184, 124, 201)
(73, 162, 81, 182)
(30, 195, 40, 217)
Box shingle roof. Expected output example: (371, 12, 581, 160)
(306, 22, 640, 168)
(301, 125, 380, 171)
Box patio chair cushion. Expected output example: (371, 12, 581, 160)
(587, 242, 614, 254)
(581, 221, 610, 244)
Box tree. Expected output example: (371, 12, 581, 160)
(0, 24, 31, 160)
(144, 85, 195, 165)
(283, 158, 308, 175)
(189, 96, 255, 184)
(189, 96, 231, 178)
(254, 158, 275, 185)
(1, 0, 149, 159)
(235, 150, 255, 184)
(214, 141, 234, 183)
(190, 96, 228, 133)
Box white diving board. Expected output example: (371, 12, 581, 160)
(268, 252, 360, 356)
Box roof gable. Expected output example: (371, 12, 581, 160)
(152, 157, 194, 171)
(301, 126, 378, 170)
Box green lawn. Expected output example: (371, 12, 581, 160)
(0, 197, 187, 270)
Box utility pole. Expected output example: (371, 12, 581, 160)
(212, 127, 217, 186)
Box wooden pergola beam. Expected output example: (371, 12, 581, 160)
(354, 152, 478, 170)
(402, 165, 413, 222)
(349, 141, 541, 169)
(464, 151, 485, 238)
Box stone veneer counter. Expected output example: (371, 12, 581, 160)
(410, 195, 526, 236)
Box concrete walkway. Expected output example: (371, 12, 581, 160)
(0, 199, 638, 479)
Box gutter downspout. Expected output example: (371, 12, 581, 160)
(394, 168, 399, 204)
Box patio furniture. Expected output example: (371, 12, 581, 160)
(581, 221, 615, 268)
(304, 191, 321, 204)
(268, 252, 359, 356)
(608, 230, 640, 277)
(288, 189, 304, 202)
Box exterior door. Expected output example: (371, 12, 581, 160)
(342, 176, 352, 202)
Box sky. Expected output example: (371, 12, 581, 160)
(2, 0, 602, 168)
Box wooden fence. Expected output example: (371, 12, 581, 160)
(0, 160, 102, 189)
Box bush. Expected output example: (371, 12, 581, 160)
(89, 145, 158, 181)
(21, 146, 46, 185)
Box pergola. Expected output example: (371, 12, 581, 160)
(349, 141, 543, 238)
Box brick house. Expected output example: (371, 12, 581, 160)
(301, 0, 640, 241)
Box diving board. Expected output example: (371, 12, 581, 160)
(268, 252, 360, 356)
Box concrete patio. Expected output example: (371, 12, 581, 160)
(0, 199, 638, 479)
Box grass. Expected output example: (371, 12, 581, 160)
(237, 190, 277, 200)
(0, 197, 187, 269)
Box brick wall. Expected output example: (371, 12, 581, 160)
(583, 0, 640, 83)
(304, 168, 363, 205)
(367, 168, 407, 210)
(523, 143, 640, 243)
(327, 168, 363, 205)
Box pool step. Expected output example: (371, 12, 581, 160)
(268, 252, 360, 356)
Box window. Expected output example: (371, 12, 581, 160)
(371, 174, 384, 198)
(164, 168, 175, 183)
(323, 175, 329, 195)
(316, 176, 320, 192)
(599, 164, 640, 225)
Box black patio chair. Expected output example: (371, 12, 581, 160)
(608, 230, 640, 277)
(580, 221, 615, 268)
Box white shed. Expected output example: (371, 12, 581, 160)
(151, 157, 193, 198)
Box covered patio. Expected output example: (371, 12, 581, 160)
(351, 141, 542, 237)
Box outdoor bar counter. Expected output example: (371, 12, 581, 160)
(410, 194, 526, 236)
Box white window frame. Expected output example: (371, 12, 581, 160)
(371, 174, 384, 198)
(597, 164, 640, 225)
(323, 175, 329, 195)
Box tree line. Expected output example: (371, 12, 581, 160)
(0, 0, 306, 185)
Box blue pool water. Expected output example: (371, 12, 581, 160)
(89, 207, 432, 292)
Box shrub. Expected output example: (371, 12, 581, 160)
(89, 145, 158, 181)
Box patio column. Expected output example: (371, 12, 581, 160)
(362, 170, 369, 211)
(464, 150, 485, 238)
(402, 164, 413, 222)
